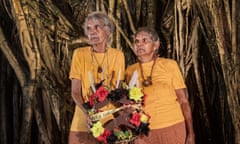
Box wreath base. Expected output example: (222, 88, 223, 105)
(114, 136, 138, 144)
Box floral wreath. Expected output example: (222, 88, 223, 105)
(83, 81, 151, 144)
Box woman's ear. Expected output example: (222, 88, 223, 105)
(154, 41, 160, 51)
(104, 26, 111, 35)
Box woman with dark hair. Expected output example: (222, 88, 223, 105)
(125, 27, 195, 144)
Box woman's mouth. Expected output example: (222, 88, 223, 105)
(136, 48, 145, 53)
(89, 36, 100, 42)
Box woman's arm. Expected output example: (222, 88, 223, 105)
(71, 79, 87, 113)
(176, 88, 195, 144)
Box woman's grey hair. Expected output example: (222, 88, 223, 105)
(82, 12, 115, 45)
(133, 27, 160, 42)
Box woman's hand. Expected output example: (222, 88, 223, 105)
(185, 133, 195, 144)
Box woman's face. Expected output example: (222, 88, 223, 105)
(133, 32, 157, 59)
(85, 18, 109, 46)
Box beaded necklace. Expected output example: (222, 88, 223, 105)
(138, 57, 157, 87)
(91, 48, 107, 73)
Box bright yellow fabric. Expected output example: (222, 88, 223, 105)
(69, 46, 125, 131)
(125, 58, 185, 129)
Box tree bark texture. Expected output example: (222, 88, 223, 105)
(0, 0, 239, 144)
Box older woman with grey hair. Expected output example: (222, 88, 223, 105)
(68, 11, 125, 144)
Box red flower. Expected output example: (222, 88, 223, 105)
(95, 86, 109, 102)
(129, 112, 141, 127)
(89, 94, 96, 107)
(142, 93, 147, 106)
(97, 129, 111, 144)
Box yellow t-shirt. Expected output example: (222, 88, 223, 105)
(125, 58, 185, 129)
(69, 46, 125, 131)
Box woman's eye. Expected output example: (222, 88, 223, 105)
(143, 38, 147, 42)
(134, 39, 139, 44)
(95, 25, 101, 30)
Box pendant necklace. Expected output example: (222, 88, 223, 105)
(139, 58, 157, 87)
(91, 48, 107, 73)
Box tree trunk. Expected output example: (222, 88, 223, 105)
(0, 0, 239, 144)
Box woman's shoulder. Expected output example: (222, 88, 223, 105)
(108, 47, 124, 54)
(126, 63, 138, 71)
(158, 57, 180, 71)
(158, 57, 178, 65)
(72, 47, 90, 58)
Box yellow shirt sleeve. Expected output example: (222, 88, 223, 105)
(170, 60, 186, 89)
(69, 48, 83, 80)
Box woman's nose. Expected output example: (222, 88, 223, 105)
(88, 28, 96, 34)
(88, 26, 99, 34)
(135, 41, 143, 46)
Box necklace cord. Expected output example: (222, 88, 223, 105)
(90, 47, 110, 86)
(138, 57, 157, 87)
(91, 48, 107, 73)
